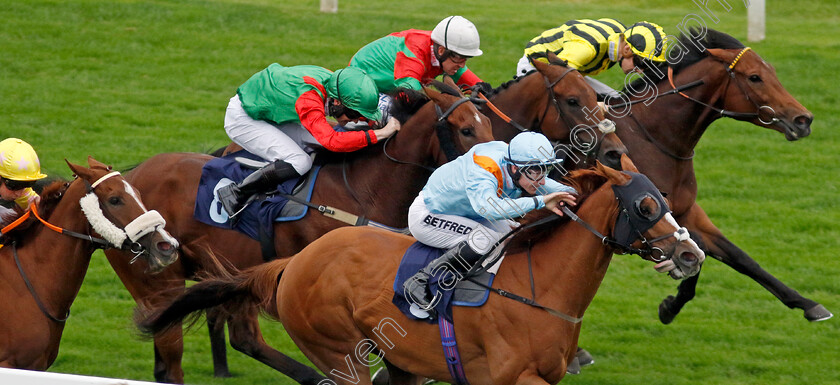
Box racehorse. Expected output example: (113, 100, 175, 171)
(0, 157, 178, 370)
(497, 29, 829, 323)
(104, 83, 495, 384)
(481, 53, 628, 170)
(137, 155, 705, 385)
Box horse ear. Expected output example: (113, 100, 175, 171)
(530, 54, 550, 73)
(423, 86, 444, 104)
(87, 156, 110, 171)
(66, 159, 93, 181)
(442, 76, 463, 97)
(619, 153, 639, 173)
(705, 48, 737, 64)
(596, 160, 631, 185)
(545, 51, 566, 66)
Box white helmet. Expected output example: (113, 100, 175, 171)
(431, 16, 483, 57)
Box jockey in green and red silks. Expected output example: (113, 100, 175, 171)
(349, 16, 487, 94)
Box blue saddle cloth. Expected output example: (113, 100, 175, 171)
(193, 150, 318, 241)
(392, 242, 495, 323)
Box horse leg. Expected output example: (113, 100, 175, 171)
(666, 204, 832, 322)
(514, 371, 552, 385)
(205, 307, 231, 377)
(226, 309, 326, 384)
(659, 272, 700, 324)
(152, 326, 185, 383)
(372, 359, 423, 385)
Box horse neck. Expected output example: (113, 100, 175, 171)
(622, 58, 730, 153)
(489, 75, 546, 142)
(505, 188, 617, 316)
(21, 182, 96, 312)
(320, 104, 440, 226)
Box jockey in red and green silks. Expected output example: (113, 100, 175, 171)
(349, 16, 487, 94)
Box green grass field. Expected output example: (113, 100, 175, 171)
(2, 0, 839, 384)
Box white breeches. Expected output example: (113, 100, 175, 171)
(407, 193, 516, 254)
(224, 94, 319, 174)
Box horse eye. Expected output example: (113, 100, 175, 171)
(108, 196, 123, 205)
(567, 98, 579, 107)
(460, 128, 475, 137)
(748, 74, 762, 83)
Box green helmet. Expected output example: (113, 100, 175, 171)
(326, 67, 382, 122)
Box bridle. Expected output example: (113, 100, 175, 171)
(667, 47, 777, 124)
(382, 94, 483, 171)
(2, 171, 174, 323)
(478, 66, 617, 160)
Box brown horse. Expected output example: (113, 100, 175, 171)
(103, 84, 494, 384)
(137, 155, 705, 384)
(496, 29, 828, 322)
(0, 157, 178, 370)
(482, 54, 628, 170)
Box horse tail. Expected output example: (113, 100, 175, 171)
(135, 258, 292, 337)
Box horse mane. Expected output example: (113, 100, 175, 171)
(624, 28, 745, 92)
(505, 167, 609, 253)
(1, 180, 70, 243)
(387, 87, 429, 125)
(489, 56, 572, 98)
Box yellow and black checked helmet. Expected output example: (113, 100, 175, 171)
(623, 22, 668, 63)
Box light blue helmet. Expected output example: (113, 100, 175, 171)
(506, 132, 561, 167)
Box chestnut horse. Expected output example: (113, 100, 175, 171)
(0, 157, 178, 370)
(482, 54, 628, 170)
(104, 84, 494, 384)
(137, 155, 705, 384)
(496, 29, 829, 322)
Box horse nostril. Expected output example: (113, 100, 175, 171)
(680, 252, 698, 266)
(157, 241, 174, 253)
(603, 151, 623, 170)
(794, 115, 813, 129)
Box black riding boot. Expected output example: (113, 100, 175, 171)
(216, 160, 301, 217)
(403, 240, 485, 312)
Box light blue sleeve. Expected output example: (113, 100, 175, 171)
(465, 165, 538, 221)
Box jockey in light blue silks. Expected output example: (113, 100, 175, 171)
(404, 132, 578, 310)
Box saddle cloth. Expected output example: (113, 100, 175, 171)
(392, 241, 501, 323)
(193, 150, 320, 241)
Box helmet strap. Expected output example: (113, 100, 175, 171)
(507, 163, 526, 191)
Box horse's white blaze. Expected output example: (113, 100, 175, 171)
(474, 112, 483, 124)
(123, 180, 149, 211)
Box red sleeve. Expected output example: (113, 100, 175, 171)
(394, 51, 427, 89)
(295, 90, 377, 152)
(455, 69, 482, 87)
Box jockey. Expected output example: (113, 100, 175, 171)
(515, 19, 669, 99)
(403, 132, 578, 311)
(216, 64, 400, 217)
(0, 138, 47, 226)
(348, 16, 492, 126)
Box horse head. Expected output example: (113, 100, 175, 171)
(705, 47, 812, 140)
(66, 156, 179, 273)
(419, 80, 494, 165)
(596, 155, 705, 278)
(491, 53, 628, 170)
(558, 154, 704, 278)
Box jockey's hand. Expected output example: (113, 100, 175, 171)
(373, 116, 400, 141)
(27, 193, 41, 208)
(542, 191, 577, 216)
(470, 82, 493, 96)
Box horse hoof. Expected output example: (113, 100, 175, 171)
(213, 371, 232, 378)
(371, 367, 389, 385)
(659, 295, 678, 325)
(804, 304, 833, 322)
(566, 356, 581, 375)
(576, 347, 595, 366)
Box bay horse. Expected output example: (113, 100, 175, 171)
(137, 155, 705, 385)
(0, 157, 179, 370)
(482, 53, 628, 170)
(497, 29, 829, 323)
(103, 83, 495, 384)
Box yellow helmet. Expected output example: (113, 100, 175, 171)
(0, 138, 48, 181)
(623, 21, 669, 63)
